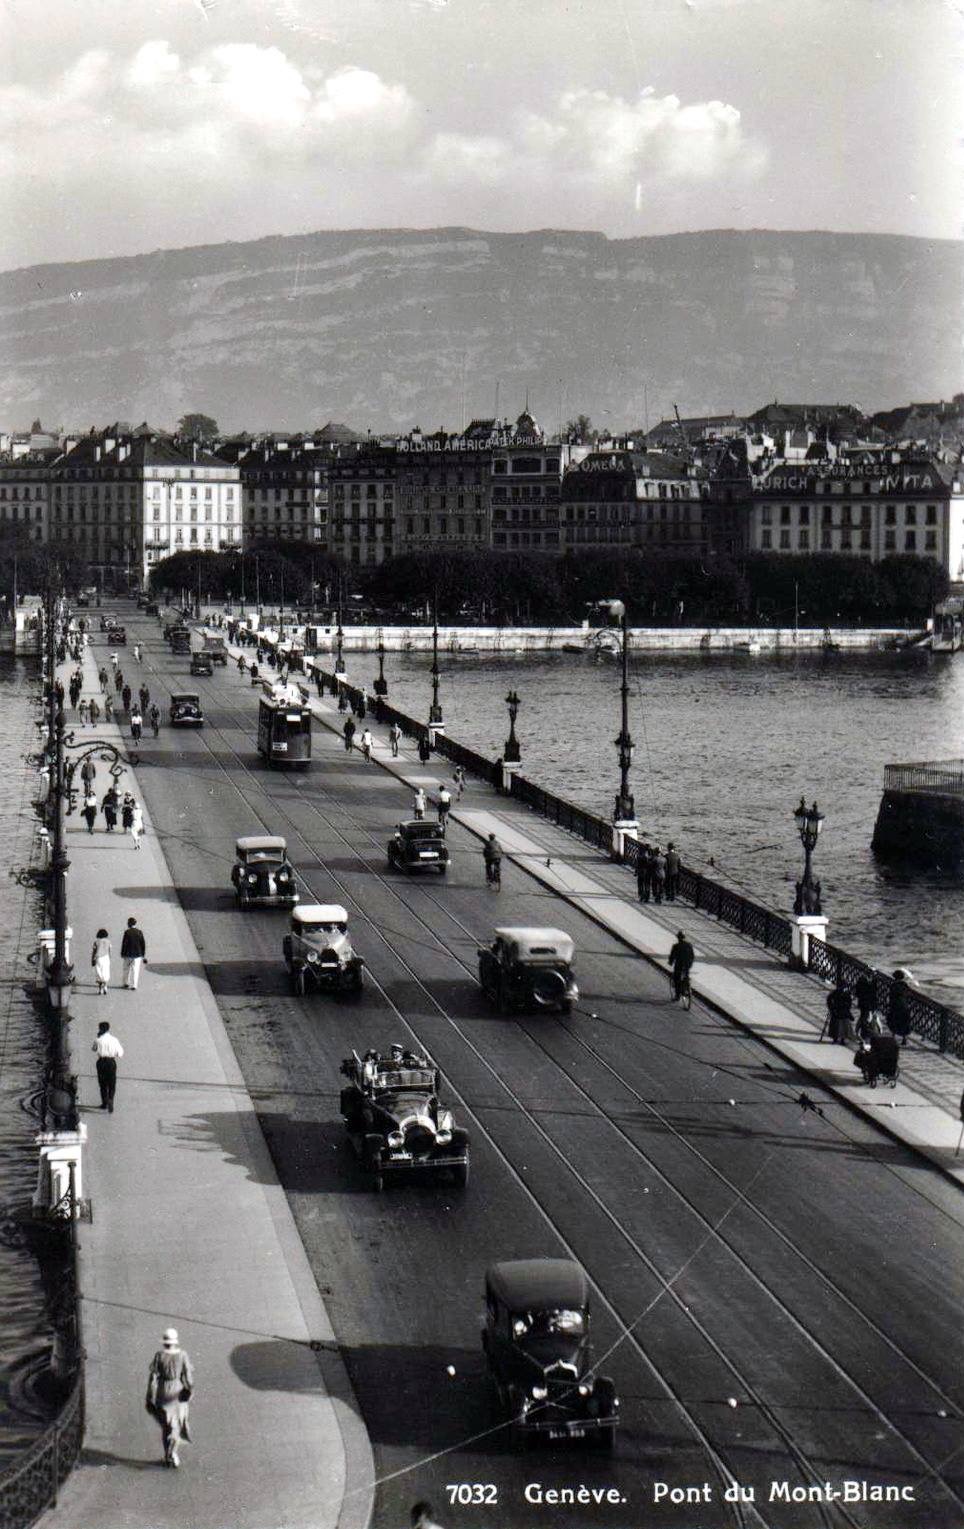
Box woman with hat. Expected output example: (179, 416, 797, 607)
(146, 1328, 194, 1468)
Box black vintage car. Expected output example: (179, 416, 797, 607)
(106, 624, 127, 645)
(231, 835, 299, 909)
(190, 652, 214, 676)
(169, 691, 204, 727)
(339, 1047, 469, 1191)
(387, 819, 450, 876)
(482, 1259, 618, 1449)
(478, 927, 579, 1015)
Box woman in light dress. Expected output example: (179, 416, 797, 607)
(91, 928, 111, 995)
(145, 1328, 194, 1468)
(130, 801, 144, 850)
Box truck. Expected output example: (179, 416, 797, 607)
(203, 633, 228, 665)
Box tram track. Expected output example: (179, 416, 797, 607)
(130, 633, 963, 1526)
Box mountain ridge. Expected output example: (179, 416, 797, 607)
(1, 227, 959, 433)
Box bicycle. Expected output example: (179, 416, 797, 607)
(669, 967, 692, 1010)
(485, 859, 502, 887)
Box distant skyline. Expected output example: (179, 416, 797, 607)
(0, 0, 961, 272)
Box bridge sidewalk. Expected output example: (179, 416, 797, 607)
(41, 640, 371, 1529)
(284, 653, 964, 1191)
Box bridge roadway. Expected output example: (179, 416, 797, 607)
(113, 604, 964, 1529)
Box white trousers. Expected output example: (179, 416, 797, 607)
(123, 956, 143, 989)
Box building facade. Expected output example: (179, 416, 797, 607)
(558, 450, 711, 553)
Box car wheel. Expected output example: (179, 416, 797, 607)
(292, 967, 306, 997)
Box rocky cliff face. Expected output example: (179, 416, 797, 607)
(0, 227, 958, 432)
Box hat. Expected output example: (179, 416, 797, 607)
(678, 930, 686, 939)
(161, 1328, 179, 1347)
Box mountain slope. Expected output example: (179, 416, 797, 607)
(0, 227, 959, 432)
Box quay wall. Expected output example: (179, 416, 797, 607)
(872, 788, 964, 871)
(225, 618, 910, 655)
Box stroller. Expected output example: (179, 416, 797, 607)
(853, 1034, 900, 1088)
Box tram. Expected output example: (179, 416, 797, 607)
(257, 682, 312, 769)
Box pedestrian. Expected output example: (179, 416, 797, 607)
(149, 703, 160, 738)
(88, 696, 100, 727)
(91, 929, 112, 996)
(80, 757, 96, 791)
(437, 784, 452, 834)
(114, 669, 123, 693)
(886, 970, 913, 1047)
(823, 981, 853, 1044)
(650, 846, 665, 905)
(343, 716, 356, 752)
(635, 843, 652, 904)
(101, 785, 119, 831)
(418, 733, 431, 765)
(854, 971, 877, 1037)
(104, 692, 114, 723)
(483, 832, 503, 886)
(120, 915, 147, 988)
(130, 708, 143, 743)
(130, 800, 144, 850)
(664, 842, 680, 901)
(389, 722, 402, 757)
(82, 788, 98, 832)
(145, 1329, 194, 1469)
(668, 929, 695, 1002)
(92, 1019, 123, 1109)
(413, 786, 426, 821)
(452, 764, 465, 800)
(78, 697, 89, 727)
(121, 792, 135, 832)
(354, 694, 366, 720)
(98, 666, 109, 692)
(315, 671, 323, 698)
(122, 684, 132, 714)
(360, 728, 374, 762)
(110, 651, 119, 669)
(69, 680, 81, 709)
(139, 685, 150, 713)
(133, 642, 141, 663)
(410, 1504, 446, 1529)
(55, 680, 65, 708)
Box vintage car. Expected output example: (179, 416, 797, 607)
(170, 628, 192, 655)
(202, 633, 228, 665)
(482, 1260, 618, 1450)
(387, 819, 450, 876)
(339, 1047, 469, 1191)
(169, 691, 204, 727)
(478, 928, 578, 1015)
(231, 835, 299, 909)
(106, 624, 127, 645)
(163, 619, 183, 639)
(190, 651, 215, 676)
(282, 904, 363, 996)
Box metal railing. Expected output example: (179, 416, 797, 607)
(275, 641, 964, 1055)
(882, 761, 964, 797)
(0, 1178, 85, 1529)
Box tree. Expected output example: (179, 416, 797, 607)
(176, 413, 219, 445)
(565, 414, 596, 443)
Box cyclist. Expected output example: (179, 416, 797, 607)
(483, 832, 503, 886)
(668, 930, 695, 1004)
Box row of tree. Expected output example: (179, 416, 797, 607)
(145, 541, 950, 627)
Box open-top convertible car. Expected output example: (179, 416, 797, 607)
(231, 835, 299, 909)
(283, 904, 363, 995)
(478, 928, 578, 1015)
(387, 819, 450, 875)
(339, 1045, 469, 1191)
(169, 691, 204, 727)
(106, 624, 127, 645)
(482, 1259, 618, 1450)
(190, 651, 214, 676)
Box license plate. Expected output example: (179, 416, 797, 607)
(419, 851, 437, 859)
(549, 1426, 585, 1440)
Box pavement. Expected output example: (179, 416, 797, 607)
(240, 626, 964, 1191)
(39, 637, 373, 1529)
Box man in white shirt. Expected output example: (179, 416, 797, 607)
(92, 1021, 124, 1112)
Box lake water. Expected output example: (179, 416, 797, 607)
(0, 656, 54, 1461)
(372, 647, 964, 1005)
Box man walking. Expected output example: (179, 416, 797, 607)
(130, 707, 143, 743)
(101, 785, 119, 832)
(389, 722, 402, 757)
(437, 784, 452, 835)
(343, 716, 356, 753)
(122, 683, 132, 714)
(149, 703, 160, 738)
(412, 786, 427, 821)
(92, 1020, 123, 1112)
(139, 684, 150, 714)
(635, 843, 652, 904)
(650, 846, 665, 905)
(664, 842, 680, 901)
(360, 728, 374, 762)
(121, 916, 147, 990)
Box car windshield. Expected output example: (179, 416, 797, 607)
(513, 1308, 585, 1339)
(375, 1067, 436, 1091)
(403, 824, 440, 839)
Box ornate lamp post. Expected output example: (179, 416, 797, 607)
(793, 798, 825, 915)
(504, 689, 521, 764)
(239, 552, 246, 616)
(373, 627, 389, 697)
(609, 605, 637, 830)
(45, 705, 76, 1128)
(428, 596, 444, 736)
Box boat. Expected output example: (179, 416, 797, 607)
(734, 638, 762, 654)
(562, 642, 587, 654)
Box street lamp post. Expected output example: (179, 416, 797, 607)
(373, 628, 388, 697)
(428, 598, 444, 737)
(613, 610, 636, 829)
(793, 797, 825, 915)
(503, 689, 521, 764)
(239, 553, 246, 616)
(45, 705, 76, 1129)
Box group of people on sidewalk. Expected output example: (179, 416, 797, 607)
(635, 840, 680, 904)
(822, 969, 917, 1086)
(89, 916, 149, 998)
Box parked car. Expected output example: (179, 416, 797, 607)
(282, 904, 363, 996)
(387, 820, 450, 876)
(231, 835, 299, 909)
(482, 1259, 618, 1449)
(169, 691, 204, 727)
(106, 625, 127, 645)
(190, 652, 214, 676)
(339, 1046, 469, 1192)
(478, 927, 578, 1015)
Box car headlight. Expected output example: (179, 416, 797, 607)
(387, 1131, 404, 1148)
(435, 1130, 452, 1146)
(306, 950, 319, 963)
(531, 1384, 548, 1401)
(277, 867, 291, 882)
(246, 871, 258, 883)
(578, 1382, 591, 1396)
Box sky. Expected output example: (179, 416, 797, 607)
(0, 0, 961, 271)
